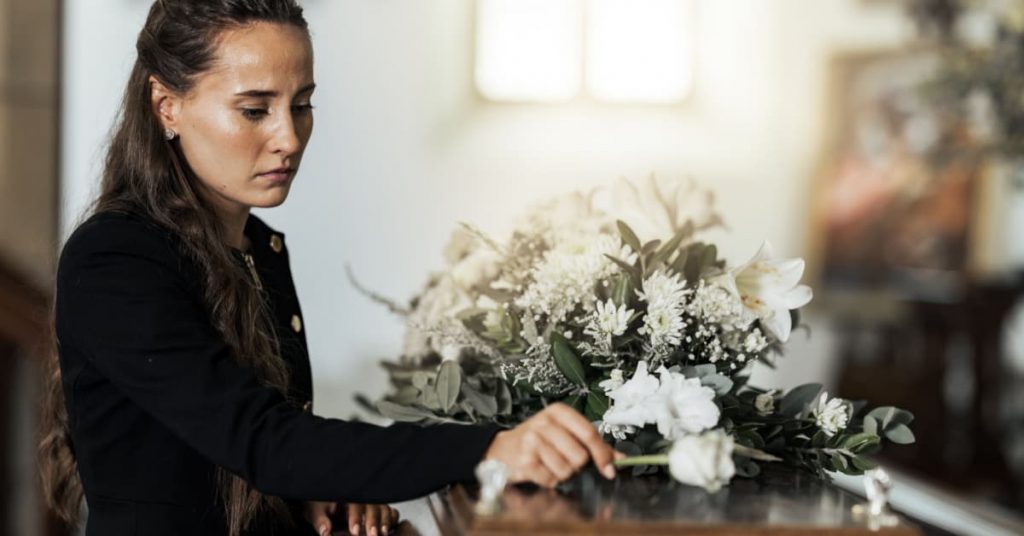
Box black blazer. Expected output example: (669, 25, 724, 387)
(55, 210, 500, 536)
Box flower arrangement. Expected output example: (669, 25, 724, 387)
(353, 176, 915, 491)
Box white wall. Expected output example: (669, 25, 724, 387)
(61, 0, 916, 419)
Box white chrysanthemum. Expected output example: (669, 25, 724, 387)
(583, 299, 634, 355)
(640, 306, 686, 355)
(637, 270, 689, 311)
(515, 234, 635, 325)
(813, 391, 849, 437)
(636, 271, 689, 359)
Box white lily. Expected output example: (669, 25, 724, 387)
(716, 241, 813, 342)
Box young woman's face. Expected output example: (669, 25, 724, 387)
(160, 22, 315, 214)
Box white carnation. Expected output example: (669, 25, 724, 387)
(601, 361, 720, 441)
(813, 391, 849, 437)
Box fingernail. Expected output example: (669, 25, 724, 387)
(383, 526, 389, 535)
(319, 525, 329, 536)
(603, 464, 616, 479)
(350, 525, 358, 536)
(369, 528, 378, 536)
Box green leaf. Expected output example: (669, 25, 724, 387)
(586, 391, 610, 418)
(614, 440, 642, 457)
(411, 371, 431, 390)
(652, 221, 695, 267)
(616, 220, 643, 254)
(392, 385, 420, 405)
(779, 383, 822, 416)
(701, 373, 734, 396)
(564, 394, 585, 413)
(863, 416, 878, 436)
(436, 361, 462, 413)
(612, 275, 634, 308)
(885, 424, 916, 445)
(670, 249, 690, 275)
(811, 430, 828, 448)
(641, 239, 662, 256)
(843, 432, 881, 453)
(830, 453, 848, 471)
(462, 383, 498, 417)
(376, 401, 434, 423)
(735, 459, 760, 478)
(851, 456, 876, 472)
(679, 364, 717, 379)
(551, 333, 587, 386)
(699, 244, 719, 273)
(867, 406, 914, 429)
(495, 381, 513, 414)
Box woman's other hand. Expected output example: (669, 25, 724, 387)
(304, 501, 399, 536)
(482, 402, 623, 488)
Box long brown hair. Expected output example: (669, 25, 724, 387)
(39, 1, 308, 534)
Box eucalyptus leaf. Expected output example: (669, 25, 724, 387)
(436, 361, 462, 413)
(462, 383, 498, 417)
(779, 383, 822, 417)
(735, 459, 760, 478)
(411, 371, 431, 390)
(701, 374, 734, 396)
(376, 401, 434, 423)
(863, 416, 878, 436)
(495, 381, 513, 414)
(392, 385, 421, 405)
(679, 364, 717, 379)
(885, 424, 916, 444)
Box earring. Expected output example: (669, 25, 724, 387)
(163, 128, 177, 141)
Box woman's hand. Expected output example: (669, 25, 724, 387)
(304, 501, 400, 536)
(482, 402, 623, 488)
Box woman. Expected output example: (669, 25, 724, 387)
(38, 1, 620, 535)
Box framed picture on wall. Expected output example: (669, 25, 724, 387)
(808, 48, 984, 300)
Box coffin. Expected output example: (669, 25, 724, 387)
(422, 466, 921, 535)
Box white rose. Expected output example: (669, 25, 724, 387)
(668, 430, 736, 493)
(754, 391, 776, 416)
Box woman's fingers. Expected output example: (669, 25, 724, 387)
(303, 501, 333, 536)
(364, 504, 381, 536)
(538, 423, 590, 471)
(547, 404, 617, 478)
(535, 437, 575, 482)
(386, 506, 400, 533)
(346, 503, 364, 536)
